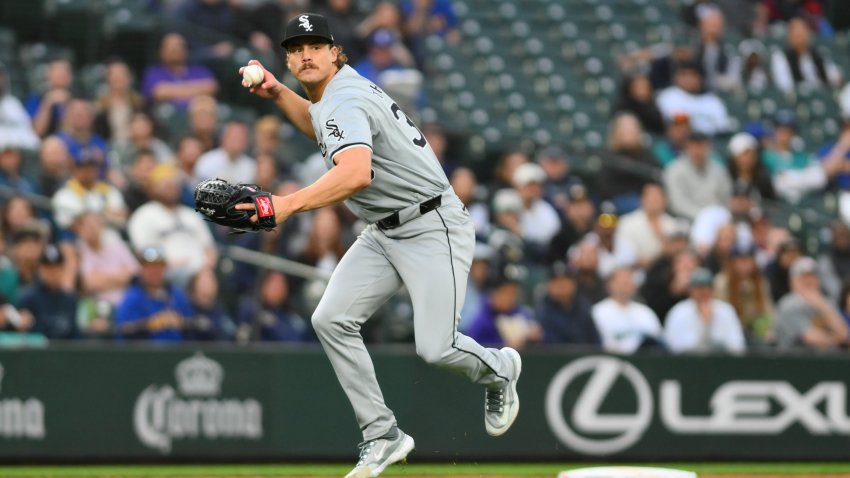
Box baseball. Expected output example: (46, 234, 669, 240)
(242, 64, 264, 87)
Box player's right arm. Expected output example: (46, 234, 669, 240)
(235, 147, 372, 224)
(240, 60, 316, 140)
(279, 147, 372, 214)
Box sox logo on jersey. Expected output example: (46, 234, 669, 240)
(325, 119, 345, 140)
(298, 15, 313, 32)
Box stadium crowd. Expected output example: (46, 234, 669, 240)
(1, 0, 850, 353)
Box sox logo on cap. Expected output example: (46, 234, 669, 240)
(299, 15, 313, 31)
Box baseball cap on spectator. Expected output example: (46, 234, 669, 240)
(596, 212, 618, 230)
(512, 163, 546, 187)
(536, 146, 568, 164)
(280, 13, 335, 49)
(739, 39, 767, 59)
(669, 112, 690, 127)
(778, 237, 802, 255)
(790, 256, 818, 278)
(12, 221, 46, 244)
(148, 162, 179, 184)
(370, 29, 396, 48)
(666, 220, 691, 240)
(687, 130, 711, 142)
(689, 267, 714, 287)
(40, 244, 64, 265)
(488, 263, 528, 288)
(548, 260, 577, 280)
(730, 243, 756, 257)
(728, 132, 758, 156)
(492, 188, 523, 213)
(676, 60, 704, 76)
(473, 242, 494, 262)
(139, 246, 167, 264)
(743, 121, 771, 141)
(567, 183, 589, 202)
(73, 147, 104, 167)
(773, 110, 797, 130)
(749, 206, 766, 223)
(12, 229, 41, 244)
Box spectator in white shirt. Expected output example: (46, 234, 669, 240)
(128, 163, 217, 287)
(690, 180, 757, 257)
(511, 162, 561, 249)
(615, 182, 678, 268)
(656, 61, 731, 136)
(771, 17, 842, 93)
(592, 267, 664, 354)
(0, 62, 39, 151)
(193, 121, 256, 184)
(51, 152, 127, 231)
(574, 212, 638, 280)
(664, 267, 746, 354)
(664, 131, 733, 219)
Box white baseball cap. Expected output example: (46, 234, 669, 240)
(790, 256, 818, 278)
(512, 163, 546, 187)
(492, 188, 523, 213)
(728, 132, 758, 156)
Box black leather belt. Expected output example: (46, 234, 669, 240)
(376, 195, 442, 230)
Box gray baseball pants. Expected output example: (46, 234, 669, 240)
(311, 190, 511, 441)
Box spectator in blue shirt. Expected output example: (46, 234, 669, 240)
(115, 246, 193, 342)
(18, 244, 78, 339)
(353, 29, 414, 84)
(25, 57, 73, 138)
(141, 33, 219, 110)
(237, 271, 311, 342)
(536, 262, 600, 345)
(0, 147, 35, 194)
(186, 268, 235, 341)
(402, 0, 459, 40)
(402, 0, 460, 66)
(55, 99, 109, 179)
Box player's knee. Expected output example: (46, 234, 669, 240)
(311, 307, 352, 336)
(311, 309, 336, 335)
(416, 343, 450, 366)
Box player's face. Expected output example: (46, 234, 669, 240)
(286, 40, 338, 86)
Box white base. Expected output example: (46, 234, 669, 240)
(558, 466, 697, 478)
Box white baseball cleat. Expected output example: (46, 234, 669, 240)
(484, 347, 522, 436)
(344, 429, 415, 478)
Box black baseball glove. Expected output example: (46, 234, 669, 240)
(193, 178, 277, 234)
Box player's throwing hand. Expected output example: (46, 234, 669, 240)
(238, 60, 283, 100)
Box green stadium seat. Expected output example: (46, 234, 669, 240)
(101, 8, 159, 75)
(45, 0, 105, 64)
(0, 0, 47, 43)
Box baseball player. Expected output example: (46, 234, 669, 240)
(236, 13, 522, 478)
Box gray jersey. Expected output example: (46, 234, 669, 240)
(308, 65, 449, 223)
